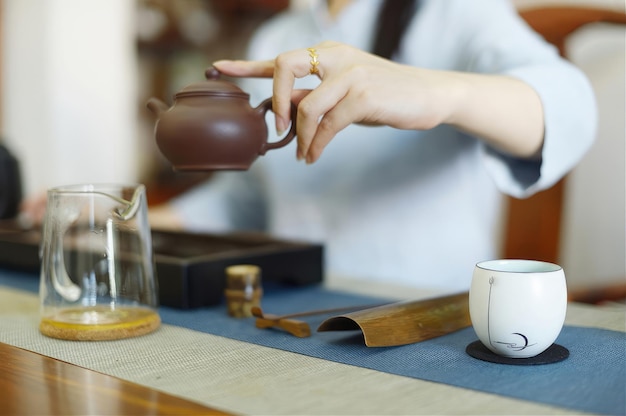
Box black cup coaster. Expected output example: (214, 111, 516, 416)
(466, 340, 569, 365)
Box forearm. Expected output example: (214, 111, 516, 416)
(443, 72, 545, 159)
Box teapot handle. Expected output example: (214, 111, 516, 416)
(255, 98, 297, 155)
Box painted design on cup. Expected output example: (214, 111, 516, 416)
(487, 276, 537, 352)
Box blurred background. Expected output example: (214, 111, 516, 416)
(0, 0, 624, 294)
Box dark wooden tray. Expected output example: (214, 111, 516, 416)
(0, 222, 324, 309)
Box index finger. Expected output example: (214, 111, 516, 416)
(272, 49, 318, 135)
(212, 59, 275, 78)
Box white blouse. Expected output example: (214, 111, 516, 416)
(171, 0, 596, 291)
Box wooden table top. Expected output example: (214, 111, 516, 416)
(0, 341, 230, 415)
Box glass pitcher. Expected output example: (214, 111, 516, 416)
(39, 183, 160, 341)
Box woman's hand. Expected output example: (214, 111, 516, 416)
(214, 41, 453, 163)
(213, 41, 544, 164)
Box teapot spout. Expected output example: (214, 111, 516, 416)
(146, 98, 169, 116)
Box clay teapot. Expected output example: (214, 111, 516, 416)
(146, 67, 297, 171)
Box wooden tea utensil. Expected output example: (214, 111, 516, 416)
(251, 303, 385, 338)
(252, 309, 312, 338)
(317, 292, 470, 347)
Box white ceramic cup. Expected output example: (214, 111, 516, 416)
(469, 259, 567, 358)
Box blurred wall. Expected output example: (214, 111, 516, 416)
(1, 0, 138, 195)
(560, 23, 625, 289)
(515, 0, 625, 289)
(514, 0, 624, 9)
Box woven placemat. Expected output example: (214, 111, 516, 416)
(1, 269, 624, 415)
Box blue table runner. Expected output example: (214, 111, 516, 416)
(2, 269, 624, 415)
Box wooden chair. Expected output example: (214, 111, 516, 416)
(506, 6, 626, 303)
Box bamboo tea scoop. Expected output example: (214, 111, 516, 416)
(317, 292, 470, 347)
(251, 303, 384, 338)
(252, 308, 311, 338)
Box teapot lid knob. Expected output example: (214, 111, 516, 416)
(205, 67, 221, 80)
(175, 66, 249, 99)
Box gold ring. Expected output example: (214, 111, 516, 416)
(307, 47, 319, 75)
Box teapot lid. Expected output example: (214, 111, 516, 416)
(175, 67, 249, 99)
